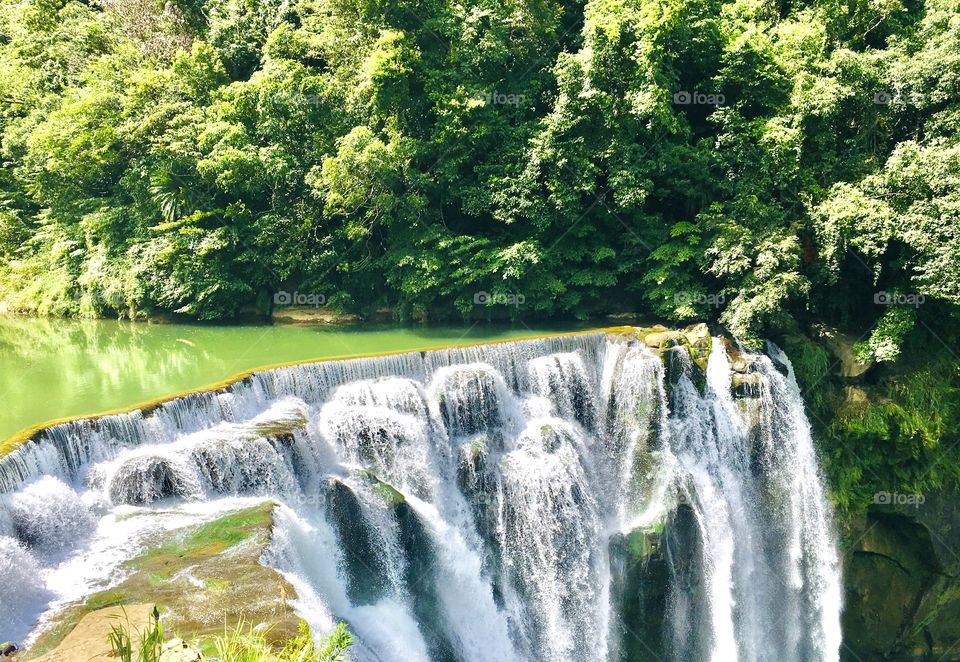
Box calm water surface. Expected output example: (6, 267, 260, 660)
(0, 317, 586, 442)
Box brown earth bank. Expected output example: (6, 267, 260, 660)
(32, 605, 158, 662)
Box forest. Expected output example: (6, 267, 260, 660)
(0, 0, 956, 346)
(3, 0, 960, 507)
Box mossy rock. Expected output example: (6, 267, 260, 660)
(681, 323, 711, 374)
(466, 435, 487, 460)
(623, 526, 662, 561)
(638, 328, 683, 349)
(252, 410, 308, 438)
(841, 512, 943, 661)
(631, 324, 711, 395)
(25, 503, 301, 660)
(909, 573, 960, 660)
(611, 505, 701, 661)
(355, 469, 406, 507)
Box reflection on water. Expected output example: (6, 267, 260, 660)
(0, 317, 584, 441)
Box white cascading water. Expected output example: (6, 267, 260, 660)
(0, 332, 841, 661)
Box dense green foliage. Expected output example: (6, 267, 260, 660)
(785, 329, 960, 516)
(0, 0, 958, 343)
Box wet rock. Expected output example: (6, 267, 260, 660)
(108, 456, 194, 505)
(394, 501, 460, 661)
(731, 373, 762, 399)
(9, 476, 95, 552)
(681, 323, 711, 373)
(326, 477, 393, 604)
(528, 353, 596, 428)
(27, 503, 301, 657)
(355, 469, 406, 507)
(636, 325, 710, 395)
(435, 366, 502, 438)
(252, 410, 307, 438)
(720, 336, 753, 374)
(611, 504, 703, 662)
(640, 328, 683, 349)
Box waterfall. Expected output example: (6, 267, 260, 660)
(0, 331, 842, 661)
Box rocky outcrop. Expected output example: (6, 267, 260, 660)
(842, 485, 960, 661)
(778, 325, 960, 660)
(25, 503, 301, 660)
(610, 504, 702, 661)
(638, 323, 711, 371)
(270, 305, 362, 325)
(810, 324, 874, 378)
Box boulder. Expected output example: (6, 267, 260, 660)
(640, 328, 683, 349)
(681, 323, 711, 371)
(811, 324, 873, 378)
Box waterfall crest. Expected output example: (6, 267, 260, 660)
(0, 331, 841, 661)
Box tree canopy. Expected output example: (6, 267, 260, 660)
(0, 0, 959, 353)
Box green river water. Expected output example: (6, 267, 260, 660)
(0, 317, 584, 443)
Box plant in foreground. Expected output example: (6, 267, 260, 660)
(107, 606, 164, 662)
(108, 614, 351, 662)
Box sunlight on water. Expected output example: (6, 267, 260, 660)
(0, 317, 582, 441)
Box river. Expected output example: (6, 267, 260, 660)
(0, 317, 582, 443)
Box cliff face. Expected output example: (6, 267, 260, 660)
(781, 326, 960, 662)
(604, 325, 960, 660)
(841, 487, 960, 662)
(10, 325, 960, 660)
